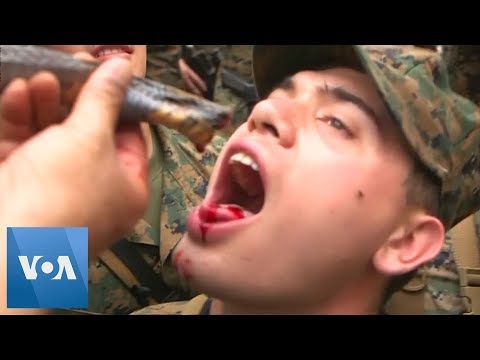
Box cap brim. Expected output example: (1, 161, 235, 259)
(253, 45, 365, 98)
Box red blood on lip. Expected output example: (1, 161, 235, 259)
(205, 204, 219, 222)
(198, 203, 246, 242)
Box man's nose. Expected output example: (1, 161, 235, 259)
(246, 97, 296, 148)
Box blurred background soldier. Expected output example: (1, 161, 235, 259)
(178, 45, 258, 136)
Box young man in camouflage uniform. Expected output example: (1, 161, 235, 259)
(38, 45, 227, 314)
(133, 45, 480, 315)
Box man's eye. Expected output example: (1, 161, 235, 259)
(329, 117, 346, 130)
(317, 116, 352, 137)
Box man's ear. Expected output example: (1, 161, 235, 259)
(372, 213, 445, 276)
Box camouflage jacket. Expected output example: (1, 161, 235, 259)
(386, 214, 476, 315)
(87, 125, 226, 314)
(422, 212, 480, 315)
(423, 230, 465, 314)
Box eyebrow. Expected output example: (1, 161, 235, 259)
(272, 76, 382, 132)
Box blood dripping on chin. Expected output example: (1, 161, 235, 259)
(200, 204, 246, 242)
(205, 203, 219, 222)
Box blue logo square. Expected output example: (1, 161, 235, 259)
(7, 227, 88, 308)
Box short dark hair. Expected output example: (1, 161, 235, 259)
(404, 155, 441, 221)
(381, 155, 441, 308)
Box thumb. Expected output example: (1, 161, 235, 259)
(67, 58, 132, 133)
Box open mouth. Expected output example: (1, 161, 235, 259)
(203, 150, 266, 222)
(92, 45, 133, 58)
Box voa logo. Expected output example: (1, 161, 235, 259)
(18, 255, 77, 280)
(7, 227, 88, 309)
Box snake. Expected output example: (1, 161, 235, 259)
(0, 45, 233, 151)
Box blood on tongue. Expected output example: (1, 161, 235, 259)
(199, 203, 246, 242)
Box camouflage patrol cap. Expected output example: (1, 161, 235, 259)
(252, 45, 480, 230)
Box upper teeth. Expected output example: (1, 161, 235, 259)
(96, 48, 127, 57)
(229, 152, 259, 171)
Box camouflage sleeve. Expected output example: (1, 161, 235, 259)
(423, 230, 467, 314)
(154, 125, 226, 290)
(146, 45, 183, 89)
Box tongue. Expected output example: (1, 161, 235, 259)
(199, 203, 253, 223)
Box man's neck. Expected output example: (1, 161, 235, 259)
(209, 275, 385, 315)
(210, 299, 378, 315)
